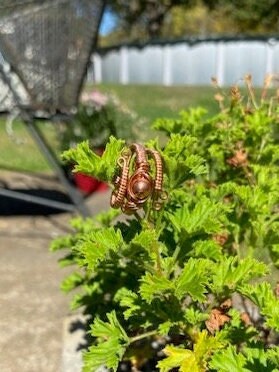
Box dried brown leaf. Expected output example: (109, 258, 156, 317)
(206, 309, 230, 334)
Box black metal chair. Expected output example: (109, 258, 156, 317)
(0, 0, 106, 216)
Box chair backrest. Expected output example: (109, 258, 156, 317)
(0, 0, 105, 113)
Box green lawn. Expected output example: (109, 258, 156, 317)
(0, 85, 220, 173)
(0, 120, 59, 172)
(95, 84, 220, 121)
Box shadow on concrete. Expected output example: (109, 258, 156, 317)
(0, 188, 73, 216)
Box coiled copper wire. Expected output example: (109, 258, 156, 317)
(146, 148, 168, 211)
(130, 143, 150, 171)
(111, 143, 166, 214)
(110, 149, 131, 208)
(146, 149, 163, 192)
(121, 200, 138, 215)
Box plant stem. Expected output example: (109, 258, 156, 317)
(172, 245, 181, 263)
(144, 203, 163, 275)
(245, 75, 258, 110)
(266, 213, 279, 227)
(154, 241, 163, 275)
(256, 137, 267, 162)
(130, 330, 157, 344)
(145, 202, 153, 227)
(134, 211, 143, 223)
(242, 165, 256, 186)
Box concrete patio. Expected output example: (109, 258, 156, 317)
(0, 171, 111, 372)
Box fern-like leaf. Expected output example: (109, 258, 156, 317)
(162, 134, 207, 187)
(191, 240, 223, 261)
(60, 272, 84, 293)
(210, 257, 268, 294)
(139, 272, 174, 304)
(209, 346, 250, 372)
(62, 136, 125, 182)
(158, 330, 224, 372)
(175, 258, 210, 302)
(114, 288, 140, 319)
(83, 311, 129, 372)
(168, 197, 230, 236)
(239, 282, 279, 331)
(78, 227, 124, 270)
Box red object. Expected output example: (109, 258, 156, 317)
(72, 147, 108, 195)
(74, 172, 108, 194)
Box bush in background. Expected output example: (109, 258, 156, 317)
(58, 89, 148, 152)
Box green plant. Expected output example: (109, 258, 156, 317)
(51, 80, 279, 371)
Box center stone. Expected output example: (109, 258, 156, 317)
(132, 179, 151, 199)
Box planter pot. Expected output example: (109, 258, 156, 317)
(73, 172, 108, 195)
(63, 147, 108, 195)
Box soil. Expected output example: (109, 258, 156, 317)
(0, 170, 111, 372)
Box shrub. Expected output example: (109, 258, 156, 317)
(58, 89, 147, 152)
(51, 81, 279, 371)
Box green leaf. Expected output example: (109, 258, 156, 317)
(60, 272, 84, 293)
(140, 272, 174, 304)
(209, 346, 250, 372)
(153, 107, 208, 136)
(162, 134, 207, 187)
(50, 234, 75, 252)
(70, 216, 97, 233)
(158, 321, 174, 336)
(192, 330, 224, 366)
(69, 281, 101, 311)
(184, 154, 208, 176)
(95, 209, 121, 227)
(175, 258, 210, 302)
(242, 342, 278, 371)
(179, 107, 208, 131)
(266, 347, 279, 368)
(210, 257, 268, 294)
(192, 240, 223, 261)
(58, 254, 76, 267)
(232, 184, 277, 215)
(78, 227, 124, 270)
(158, 345, 195, 372)
(131, 229, 158, 261)
(158, 331, 223, 372)
(83, 311, 129, 372)
(114, 288, 140, 319)
(131, 229, 157, 248)
(62, 136, 125, 182)
(153, 117, 185, 135)
(239, 282, 279, 331)
(168, 197, 230, 236)
(99, 136, 126, 180)
(271, 244, 279, 266)
(184, 307, 209, 326)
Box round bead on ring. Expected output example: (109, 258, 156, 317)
(110, 143, 166, 215)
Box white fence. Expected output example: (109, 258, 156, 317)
(89, 37, 279, 86)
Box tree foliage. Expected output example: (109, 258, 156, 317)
(102, 0, 279, 44)
(105, 0, 194, 40)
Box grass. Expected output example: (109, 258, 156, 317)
(0, 120, 59, 173)
(95, 84, 220, 121)
(0, 85, 219, 173)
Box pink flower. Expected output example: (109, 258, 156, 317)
(81, 90, 108, 108)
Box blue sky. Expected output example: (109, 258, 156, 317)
(99, 10, 117, 35)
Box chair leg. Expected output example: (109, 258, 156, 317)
(24, 119, 91, 217)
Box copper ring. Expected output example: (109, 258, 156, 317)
(111, 143, 166, 214)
